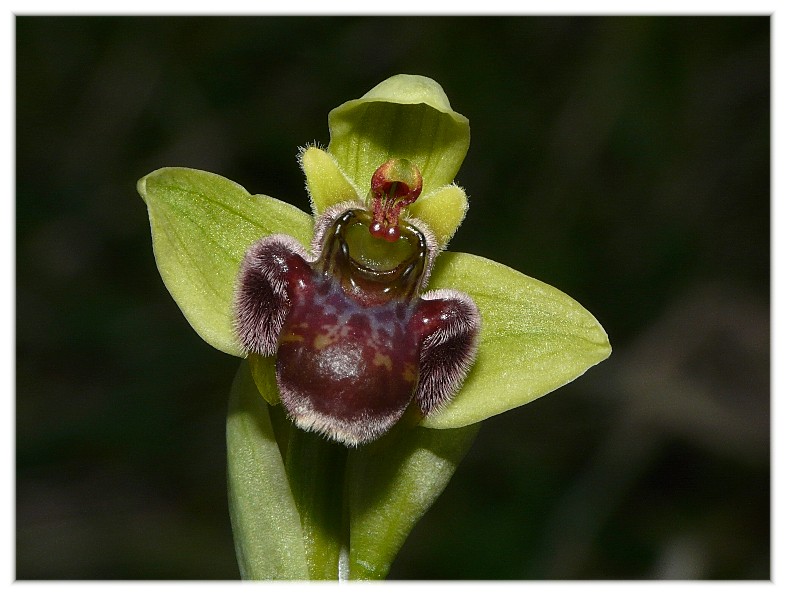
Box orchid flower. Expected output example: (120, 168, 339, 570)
(137, 74, 610, 580)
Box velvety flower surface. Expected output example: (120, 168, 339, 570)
(137, 75, 611, 580)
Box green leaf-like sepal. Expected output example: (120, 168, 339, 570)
(423, 252, 612, 429)
(327, 75, 470, 199)
(226, 361, 309, 580)
(137, 167, 313, 355)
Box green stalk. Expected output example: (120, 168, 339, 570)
(285, 428, 349, 580)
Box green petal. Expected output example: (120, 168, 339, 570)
(407, 184, 468, 249)
(299, 146, 361, 215)
(422, 252, 611, 429)
(248, 353, 280, 406)
(138, 167, 313, 356)
(328, 75, 470, 198)
(226, 361, 309, 580)
(346, 419, 480, 580)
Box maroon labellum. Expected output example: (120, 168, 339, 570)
(234, 159, 480, 446)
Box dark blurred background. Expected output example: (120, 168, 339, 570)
(16, 16, 769, 579)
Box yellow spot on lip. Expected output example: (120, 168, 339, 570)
(402, 363, 417, 382)
(314, 334, 336, 350)
(373, 352, 393, 371)
(280, 332, 304, 343)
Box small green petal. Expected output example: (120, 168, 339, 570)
(423, 252, 612, 429)
(328, 75, 470, 198)
(299, 146, 360, 215)
(406, 184, 468, 249)
(248, 353, 280, 406)
(138, 167, 313, 356)
(226, 360, 309, 580)
(346, 419, 480, 580)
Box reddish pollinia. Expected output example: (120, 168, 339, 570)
(234, 159, 479, 446)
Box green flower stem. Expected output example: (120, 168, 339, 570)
(285, 427, 349, 580)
